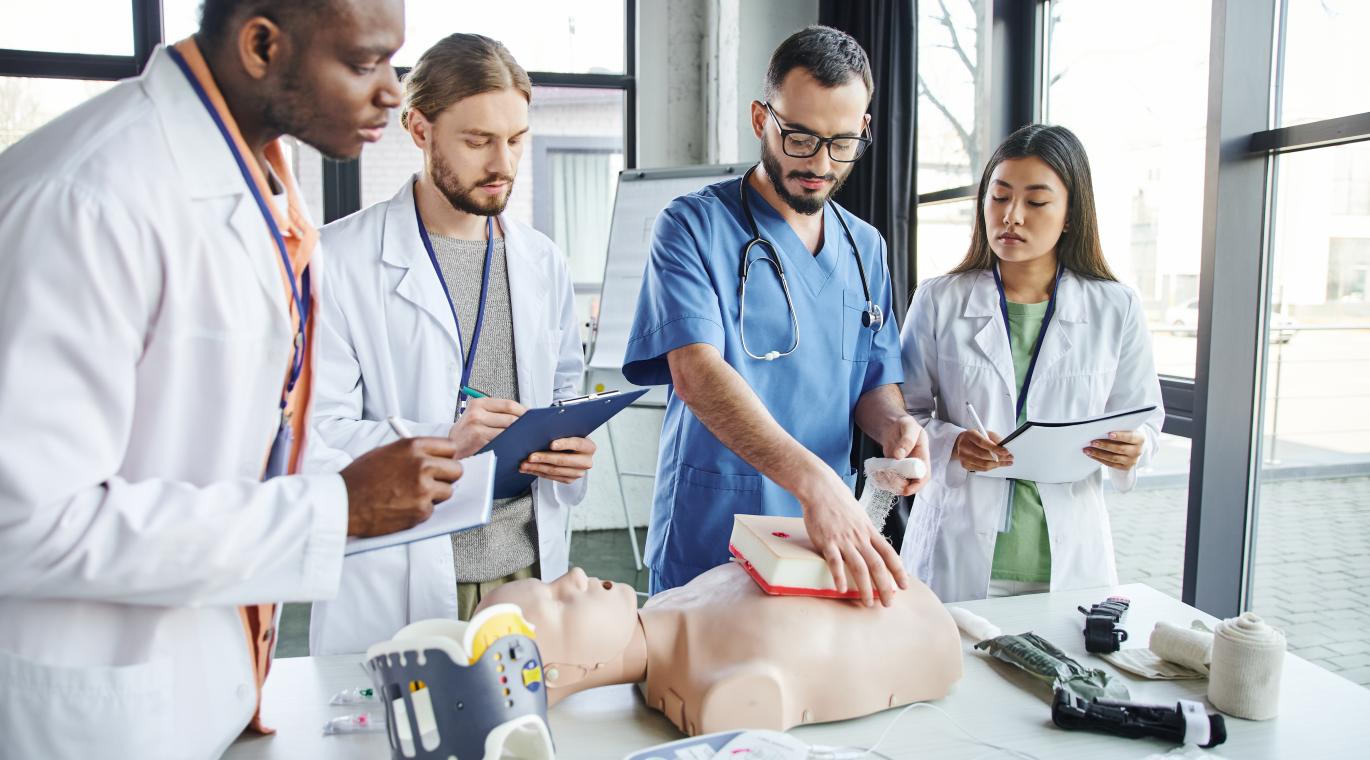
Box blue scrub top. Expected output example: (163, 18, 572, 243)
(622, 176, 903, 591)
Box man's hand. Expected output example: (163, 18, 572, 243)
(341, 437, 463, 537)
(448, 397, 526, 457)
(953, 430, 1013, 472)
(1085, 430, 1144, 471)
(800, 469, 910, 608)
(877, 415, 931, 496)
(520, 436, 596, 484)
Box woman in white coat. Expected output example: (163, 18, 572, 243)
(900, 124, 1164, 602)
(305, 35, 591, 655)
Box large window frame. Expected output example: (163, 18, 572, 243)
(0, 1, 637, 225)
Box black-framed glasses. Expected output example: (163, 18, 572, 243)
(764, 102, 872, 162)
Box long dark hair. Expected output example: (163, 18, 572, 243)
(951, 124, 1117, 281)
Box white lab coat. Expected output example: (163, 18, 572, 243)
(899, 269, 1164, 602)
(305, 177, 587, 655)
(0, 48, 347, 759)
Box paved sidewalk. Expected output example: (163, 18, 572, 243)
(1110, 476, 1370, 688)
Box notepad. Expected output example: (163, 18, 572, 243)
(344, 451, 497, 555)
(978, 405, 1158, 484)
(478, 389, 648, 498)
(728, 514, 862, 599)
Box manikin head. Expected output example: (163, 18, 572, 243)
(402, 33, 531, 217)
(196, 0, 405, 160)
(475, 568, 641, 704)
(751, 25, 873, 215)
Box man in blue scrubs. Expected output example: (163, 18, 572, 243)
(623, 26, 930, 605)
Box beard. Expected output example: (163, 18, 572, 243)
(431, 148, 514, 217)
(759, 138, 853, 216)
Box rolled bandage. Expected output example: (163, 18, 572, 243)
(1207, 612, 1285, 720)
(948, 606, 1002, 643)
(859, 457, 927, 532)
(1149, 621, 1213, 675)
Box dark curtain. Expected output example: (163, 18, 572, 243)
(821, 0, 918, 550)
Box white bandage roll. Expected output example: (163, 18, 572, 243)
(948, 606, 1002, 643)
(1207, 612, 1286, 720)
(1150, 621, 1213, 675)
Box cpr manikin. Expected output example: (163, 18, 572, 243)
(476, 562, 963, 736)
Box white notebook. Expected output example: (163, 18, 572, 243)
(977, 406, 1157, 484)
(344, 451, 497, 555)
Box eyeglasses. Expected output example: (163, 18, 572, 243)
(764, 102, 872, 163)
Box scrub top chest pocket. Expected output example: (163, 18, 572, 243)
(842, 287, 875, 362)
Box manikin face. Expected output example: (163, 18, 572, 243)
(263, 0, 405, 160)
(408, 88, 529, 217)
(476, 568, 638, 688)
(983, 155, 1070, 266)
(751, 67, 870, 215)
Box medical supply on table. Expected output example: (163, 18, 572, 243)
(974, 405, 1159, 484)
(1078, 595, 1131, 653)
(321, 712, 383, 735)
(1208, 612, 1286, 720)
(478, 388, 647, 498)
(948, 606, 1003, 643)
(975, 631, 1130, 702)
(728, 514, 861, 599)
(329, 686, 378, 705)
(858, 456, 928, 532)
(735, 164, 884, 361)
(1051, 690, 1227, 749)
(366, 604, 554, 760)
(1103, 621, 1213, 680)
(344, 450, 497, 556)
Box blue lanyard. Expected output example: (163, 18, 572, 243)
(413, 197, 495, 408)
(167, 47, 309, 414)
(992, 261, 1062, 421)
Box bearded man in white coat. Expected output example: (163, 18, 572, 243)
(0, 1, 467, 757)
(307, 33, 595, 655)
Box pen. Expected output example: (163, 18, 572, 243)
(964, 402, 999, 463)
(460, 385, 489, 399)
(386, 416, 415, 440)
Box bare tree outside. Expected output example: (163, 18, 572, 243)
(916, 0, 990, 189)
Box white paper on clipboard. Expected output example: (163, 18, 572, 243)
(344, 451, 496, 555)
(977, 406, 1157, 484)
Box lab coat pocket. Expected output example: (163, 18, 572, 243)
(841, 288, 875, 362)
(0, 649, 173, 759)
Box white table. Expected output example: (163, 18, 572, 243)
(225, 583, 1370, 759)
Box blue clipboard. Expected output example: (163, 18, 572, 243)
(479, 388, 648, 498)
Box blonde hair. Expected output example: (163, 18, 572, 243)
(401, 33, 531, 130)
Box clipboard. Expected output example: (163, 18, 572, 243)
(979, 405, 1158, 484)
(479, 388, 648, 498)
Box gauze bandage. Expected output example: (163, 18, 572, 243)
(858, 457, 927, 532)
(1101, 621, 1213, 680)
(1207, 613, 1285, 720)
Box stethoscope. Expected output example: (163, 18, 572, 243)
(736, 165, 883, 361)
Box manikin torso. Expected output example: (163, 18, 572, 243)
(478, 562, 963, 736)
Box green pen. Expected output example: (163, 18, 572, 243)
(460, 385, 489, 399)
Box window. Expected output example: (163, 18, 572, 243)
(1250, 139, 1370, 688)
(1045, 0, 1212, 380)
(1277, 0, 1370, 127)
(396, 2, 626, 73)
(0, 77, 115, 152)
(916, 0, 990, 194)
(914, 199, 974, 284)
(0, 1, 133, 56)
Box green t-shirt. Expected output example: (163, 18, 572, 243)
(990, 299, 1052, 583)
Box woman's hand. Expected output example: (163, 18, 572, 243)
(953, 430, 1013, 472)
(1085, 430, 1144, 471)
